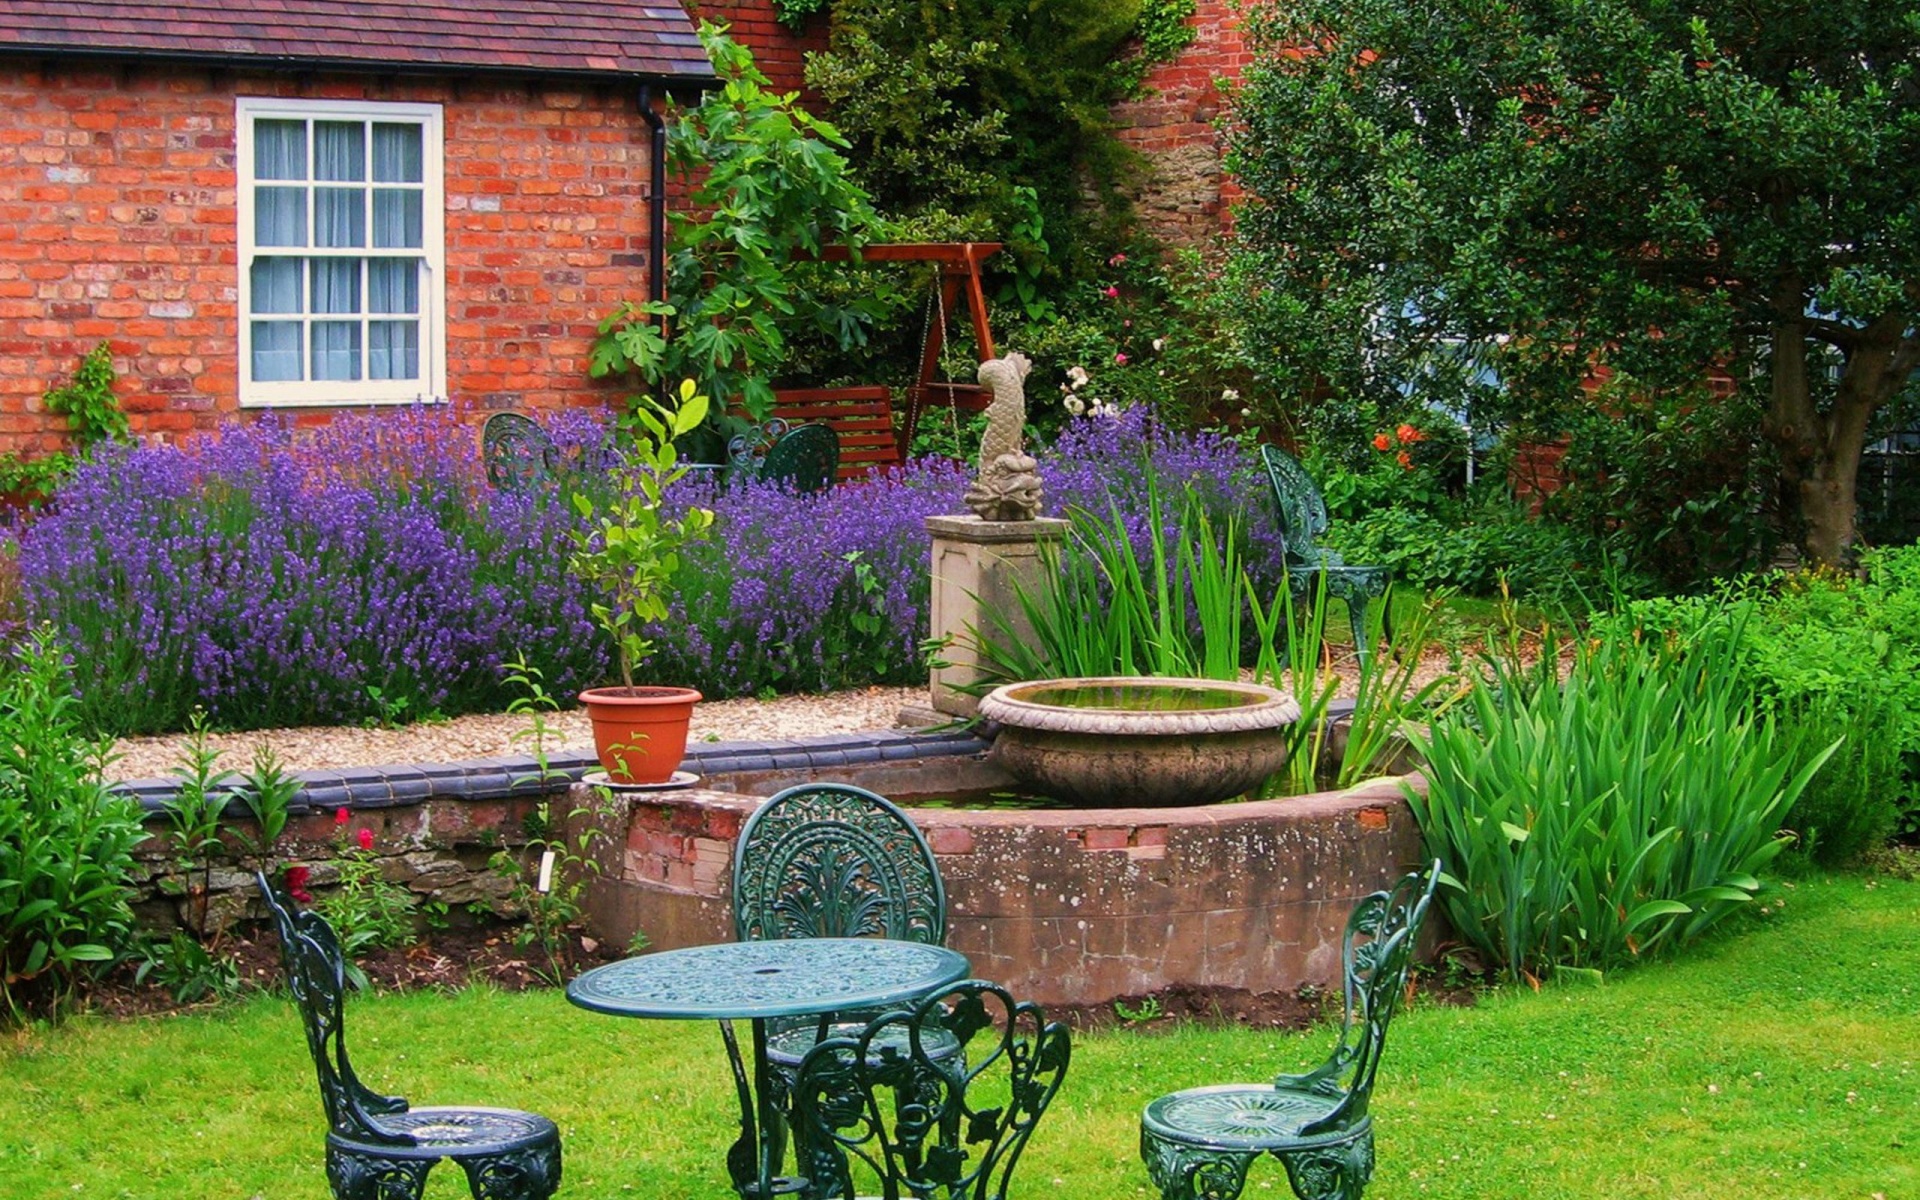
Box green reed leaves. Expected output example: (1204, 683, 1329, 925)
(1404, 613, 1836, 985)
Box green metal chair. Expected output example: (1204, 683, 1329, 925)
(1139, 862, 1440, 1200)
(254, 872, 562, 1200)
(1260, 445, 1393, 664)
(730, 419, 840, 494)
(734, 784, 950, 1065)
(481, 412, 560, 493)
(761, 421, 840, 494)
(733, 784, 954, 1184)
(793, 980, 1071, 1200)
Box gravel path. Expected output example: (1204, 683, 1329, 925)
(105, 645, 1485, 783)
(106, 686, 929, 782)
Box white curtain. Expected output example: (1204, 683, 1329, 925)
(249, 256, 302, 382)
(310, 259, 360, 382)
(372, 123, 423, 249)
(253, 120, 306, 248)
(250, 117, 426, 385)
(314, 122, 365, 249)
(368, 258, 419, 379)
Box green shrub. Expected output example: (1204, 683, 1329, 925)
(1607, 546, 1920, 862)
(1405, 617, 1828, 985)
(0, 627, 146, 1022)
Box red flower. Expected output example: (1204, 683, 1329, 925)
(334, 807, 351, 826)
(1109, 253, 1127, 266)
(357, 827, 375, 852)
(1114, 352, 1129, 365)
(1396, 450, 1414, 470)
(1103, 285, 1120, 298)
(284, 864, 313, 905)
(1371, 433, 1392, 452)
(1396, 422, 1425, 443)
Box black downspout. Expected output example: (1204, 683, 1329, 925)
(638, 84, 668, 305)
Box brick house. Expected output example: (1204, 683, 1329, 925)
(0, 0, 716, 458)
(0, 0, 1250, 462)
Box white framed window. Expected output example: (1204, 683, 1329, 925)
(236, 97, 446, 407)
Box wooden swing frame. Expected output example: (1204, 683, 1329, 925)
(772, 242, 1002, 476)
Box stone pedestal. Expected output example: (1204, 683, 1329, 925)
(925, 514, 1070, 718)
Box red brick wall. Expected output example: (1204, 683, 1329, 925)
(1110, 0, 1250, 246)
(686, 0, 825, 96)
(0, 59, 661, 458)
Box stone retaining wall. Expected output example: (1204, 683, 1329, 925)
(581, 771, 1425, 1008)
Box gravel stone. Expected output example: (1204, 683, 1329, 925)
(106, 686, 931, 783)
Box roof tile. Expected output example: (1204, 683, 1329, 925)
(0, 0, 716, 82)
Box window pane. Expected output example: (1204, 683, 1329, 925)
(254, 120, 307, 181)
(369, 320, 420, 380)
(372, 189, 423, 249)
(251, 322, 303, 382)
(255, 187, 308, 247)
(250, 257, 303, 314)
(315, 187, 366, 248)
(310, 258, 361, 315)
(367, 259, 419, 314)
(372, 123, 423, 183)
(312, 321, 362, 381)
(314, 122, 365, 182)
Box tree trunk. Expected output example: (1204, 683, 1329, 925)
(1762, 296, 1915, 567)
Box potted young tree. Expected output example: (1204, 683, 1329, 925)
(569, 380, 716, 783)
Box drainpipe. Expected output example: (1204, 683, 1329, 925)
(638, 84, 668, 305)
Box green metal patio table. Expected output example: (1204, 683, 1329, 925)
(567, 937, 971, 1199)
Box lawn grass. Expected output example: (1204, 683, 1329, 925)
(3, 873, 1914, 1199)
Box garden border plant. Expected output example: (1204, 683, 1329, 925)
(1405, 611, 1836, 986)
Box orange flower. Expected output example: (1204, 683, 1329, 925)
(1396, 423, 1424, 443)
(1371, 433, 1392, 452)
(1396, 450, 1413, 470)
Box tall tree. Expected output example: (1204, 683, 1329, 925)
(1228, 0, 1920, 565)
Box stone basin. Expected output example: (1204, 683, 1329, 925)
(975, 676, 1301, 807)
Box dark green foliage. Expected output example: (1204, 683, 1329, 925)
(0, 628, 146, 1023)
(1324, 500, 1598, 603)
(1608, 545, 1920, 862)
(1227, 0, 1920, 565)
(1544, 387, 1778, 591)
(805, 0, 1196, 298)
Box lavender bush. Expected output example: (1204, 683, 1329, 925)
(18, 404, 1280, 736)
(19, 408, 605, 735)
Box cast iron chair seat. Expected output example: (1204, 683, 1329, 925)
(481, 412, 561, 493)
(365, 1107, 559, 1152)
(794, 980, 1071, 1200)
(255, 872, 562, 1200)
(1143, 1086, 1348, 1150)
(766, 1017, 963, 1076)
(1260, 444, 1393, 663)
(1139, 863, 1439, 1200)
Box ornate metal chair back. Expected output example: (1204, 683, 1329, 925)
(481, 412, 560, 492)
(732, 784, 946, 947)
(759, 422, 840, 494)
(255, 871, 415, 1147)
(1289, 861, 1440, 1137)
(794, 980, 1072, 1200)
(1259, 445, 1334, 563)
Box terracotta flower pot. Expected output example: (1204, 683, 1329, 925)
(578, 685, 702, 784)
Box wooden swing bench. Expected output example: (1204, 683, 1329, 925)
(773, 242, 1002, 481)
